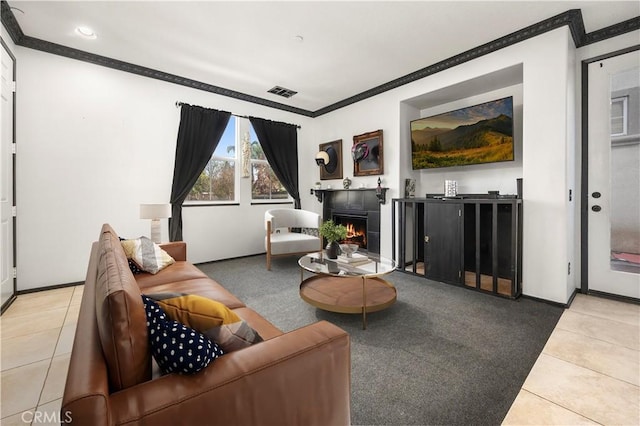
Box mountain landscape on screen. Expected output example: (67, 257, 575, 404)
(411, 97, 514, 169)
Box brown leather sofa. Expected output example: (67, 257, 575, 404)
(61, 224, 351, 425)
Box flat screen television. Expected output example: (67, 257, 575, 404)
(411, 96, 514, 169)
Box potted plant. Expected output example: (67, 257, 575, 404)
(319, 219, 347, 259)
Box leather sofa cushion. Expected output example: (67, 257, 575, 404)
(138, 277, 245, 310)
(135, 261, 208, 288)
(95, 225, 151, 392)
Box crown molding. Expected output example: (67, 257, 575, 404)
(1, 0, 23, 43)
(1, 1, 638, 118)
(581, 16, 640, 47)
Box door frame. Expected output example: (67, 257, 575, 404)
(0, 36, 16, 314)
(580, 44, 640, 300)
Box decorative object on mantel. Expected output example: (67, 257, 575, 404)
(314, 181, 321, 190)
(317, 140, 343, 180)
(342, 177, 351, 189)
(353, 129, 383, 176)
(375, 177, 387, 204)
(319, 220, 348, 259)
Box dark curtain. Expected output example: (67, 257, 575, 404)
(169, 105, 231, 241)
(249, 117, 301, 208)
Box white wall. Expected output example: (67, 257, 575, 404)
(15, 47, 312, 290)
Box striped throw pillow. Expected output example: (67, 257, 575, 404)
(121, 236, 175, 274)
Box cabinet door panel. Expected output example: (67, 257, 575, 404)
(424, 203, 461, 283)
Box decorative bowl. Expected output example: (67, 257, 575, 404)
(339, 243, 359, 258)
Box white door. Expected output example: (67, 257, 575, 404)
(587, 49, 640, 299)
(1, 41, 15, 309)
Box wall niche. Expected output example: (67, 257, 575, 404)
(399, 63, 524, 197)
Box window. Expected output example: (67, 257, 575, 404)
(248, 124, 290, 201)
(611, 96, 628, 137)
(184, 117, 289, 203)
(186, 116, 237, 202)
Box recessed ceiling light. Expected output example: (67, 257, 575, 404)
(294, 35, 304, 42)
(75, 26, 97, 39)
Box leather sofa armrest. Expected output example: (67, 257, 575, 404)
(109, 321, 351, 426)
(159, 242, 187, 261)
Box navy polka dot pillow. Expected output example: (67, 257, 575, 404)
(128, 258, 144, 274)
(141, 295, 223, 374)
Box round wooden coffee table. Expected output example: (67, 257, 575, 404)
(298, 252, 397, 329)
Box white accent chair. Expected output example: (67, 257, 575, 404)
(265, 209, 323, 270)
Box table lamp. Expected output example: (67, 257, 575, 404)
(140, 203, 171, 243)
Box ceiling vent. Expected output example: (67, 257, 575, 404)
(268, 86, 297, 98)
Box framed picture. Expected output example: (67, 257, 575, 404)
(319, 140, 343, 180)
(353, 129, 383, 176)
(404, 178, 416, 198)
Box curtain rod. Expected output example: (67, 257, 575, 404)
(175, 101, 301, 129)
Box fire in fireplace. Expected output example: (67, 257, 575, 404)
(333, 214, 367, 250)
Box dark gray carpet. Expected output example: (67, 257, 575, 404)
(197, 255, 563, 426)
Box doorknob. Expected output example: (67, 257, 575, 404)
(424, 236, 430, 243)
(592, 205, 602, 212)
(592, 192, 601, 198)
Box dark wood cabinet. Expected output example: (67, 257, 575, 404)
(392, 197, 522, 298)
(424, 202, 462, 284)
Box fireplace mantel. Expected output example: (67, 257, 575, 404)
(310, 187, 388, 204)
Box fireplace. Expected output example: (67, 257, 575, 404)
(333, 214, 367, 250)
(320, 189, 381, 254)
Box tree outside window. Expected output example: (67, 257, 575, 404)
(186, 116, 237, 202)
(184, 118, 289, 203)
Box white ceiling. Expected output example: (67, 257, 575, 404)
(7, 1, 640, 112)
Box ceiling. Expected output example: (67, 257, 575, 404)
(6, 1, 640, 113)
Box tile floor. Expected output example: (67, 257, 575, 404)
(503, 294, 640, 425)
(1, 286, 638, 425)
(1, 286, 82, 426)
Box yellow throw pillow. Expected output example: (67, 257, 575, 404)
(121, 237, 174, 274)
(146, 293, 263, 352)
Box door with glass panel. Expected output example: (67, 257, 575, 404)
(587, 49, 640, 299)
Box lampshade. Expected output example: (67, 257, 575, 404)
(140, 204, 171, 244)
(140, 204, 171, 220)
